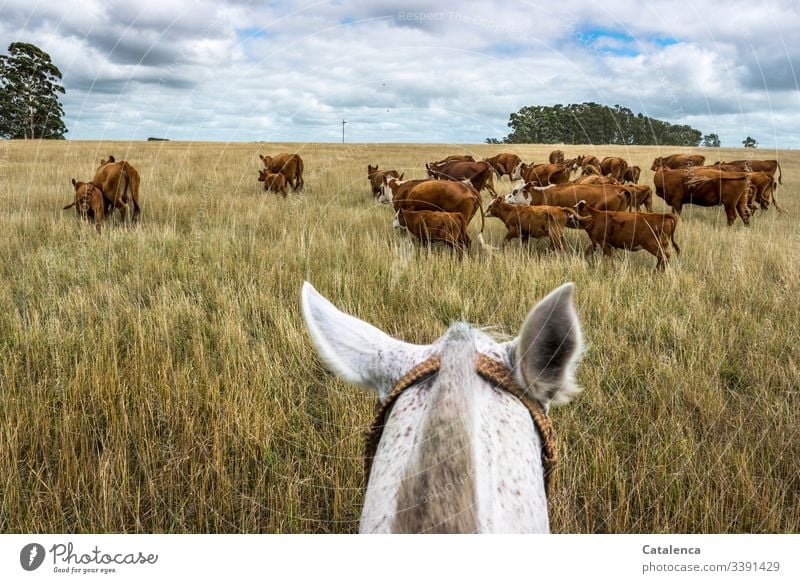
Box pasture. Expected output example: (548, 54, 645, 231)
(0, 139, 798, 533)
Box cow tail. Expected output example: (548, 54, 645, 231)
(772, 189, 789, 214)
(777, 161, 782, 185)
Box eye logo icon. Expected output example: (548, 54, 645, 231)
(20, 543, 46, 571)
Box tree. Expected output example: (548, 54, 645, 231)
(702, 133, 721, 148)
(488, 102, 702, 146)
(742, 136, 757, 148)
(0, 42, 67, 139)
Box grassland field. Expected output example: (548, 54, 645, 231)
(0, 140, 798, 533)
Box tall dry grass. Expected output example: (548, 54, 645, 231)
(0, 139, 797, 533)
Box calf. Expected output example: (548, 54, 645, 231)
(570, 201, 681, 270)
(622, 165, 641, 184)
(260, 153, 305, 191)
(549, 150, 565, 164)
(484, 197, 577, 252)
(368, 165, 403, 197)
(432, 154, 475, 165)
(64, 179, 108, 233)
(395, 209, 470, 256)
(258, 169, 288, 196)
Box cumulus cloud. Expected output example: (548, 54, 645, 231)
(0, 0, 797, 147)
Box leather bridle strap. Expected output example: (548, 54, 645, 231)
(363, 354, 557, 497)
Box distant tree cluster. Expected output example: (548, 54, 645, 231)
(488, 102, 702, 146)
(0, 42, 67, 139)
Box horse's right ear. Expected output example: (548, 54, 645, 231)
(301, 282, 430, 401)
(511, 283, 583, 408)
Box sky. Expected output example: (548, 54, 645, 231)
(1, 0, 799, 147)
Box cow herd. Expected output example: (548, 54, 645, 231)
(63, 148, 785, 271)
(370, 151, 785, 269)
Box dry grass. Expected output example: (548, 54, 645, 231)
(0, 139, 798, 533)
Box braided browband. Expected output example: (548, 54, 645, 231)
(363, 353, 557, 497)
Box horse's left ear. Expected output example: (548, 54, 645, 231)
(301, 282, 430, 400)
(511, 283, 583, 407)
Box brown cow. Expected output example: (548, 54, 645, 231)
(260, 153, 305, 191)
(378, 177, 430, 206)
(91, 155, 142, 223)
(569, 201, 680, 270)
(505, 181, 629, 212)
(368, 165, 403, 197)
(653, 167, 751, 225)
(258, 169, 288, 197)
(520, 159, 576, 186)
(713, 159, 782, 184)
(549, 150, 565, 164)
(388, 179, 489, 250)
(483, 153, 523, 180)
(622, 165, 641, 184)
(650, 154, 705, 171)
(64, 179, 108, 233)
(600, 157, 629, 181)
(574, 173, 619, 185)
(432, 154, 476, 165)
(425, 160, 498, 196)
(577, 155, 601, 175)
(627, 184, 654, 212)
(394, 209, 470, 256)
(484, 197, 578, 252)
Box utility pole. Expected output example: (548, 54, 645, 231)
(341, 119, 347, 143)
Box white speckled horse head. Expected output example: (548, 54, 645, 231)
(301, 282, 583, 533)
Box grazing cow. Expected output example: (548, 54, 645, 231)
(258, 169, 288, 196)
(394, 209, 470, 256)
(506, 181, 629, 212)
(576, 155, 601, 175)
(650, 154, 705, 171)
(432, 154, 476, 165)
(653, 167, 751, 225)
(260, 153, 305, 191)
(622, 165, 641, 184)
(569, 201, 680, 270)
(520, 160, 576, 186)
(383, 178, 490, 250)
(713, 159, 783, 184)
(484, 197, 578, 252)
(91, 155, 142, 223)
(626, 184, 654, 212)
(64, 179, 108, 233)
(574, 173, 619, 185)
(549, 150, 565, 164)
(600, 157, 629, 181)
(425, 160, 498, 197)
(300, 280, 583, 533)
(483, 153, 523, 180)
(368, 165, 403, 197)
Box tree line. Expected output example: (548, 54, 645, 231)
(487, 102, 725, 147)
